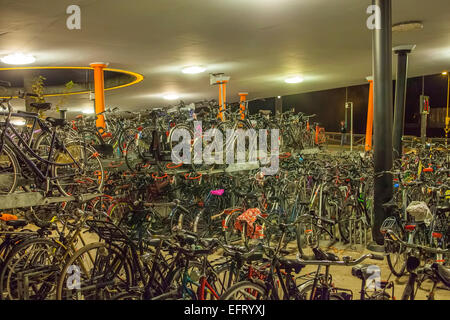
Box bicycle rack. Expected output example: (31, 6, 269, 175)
(17, 265, 60, 300)
(348, 217, 369, 250)
(0, 192, 102, 210)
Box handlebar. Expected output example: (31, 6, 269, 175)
(384, 230, 449, 255)
(295, 253, 385, 266)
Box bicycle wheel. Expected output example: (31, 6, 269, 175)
(193, 209, 222, 238)
(107, 201, 133, 225)
(0, 238, 64, 300)
(220, 281, 268, 300)
(297, 281, 345, 300)
(56, 242, 133, 300)
(296, 216, 334, 259)
(0, 144, 18, 194)
(77, 129, 103, 147)
(223, 209, 245, 245)
(125, 130, 161, 172)
(174, 210, 197, 232)
(117, 126, 138, 155)
(168, 124, 193, 163)
(53, 142, 104, 196)
(162, 260, 225, 300)
(386, 238, 407, 277)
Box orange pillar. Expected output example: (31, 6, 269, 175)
(365, 79, 374, 151)
(315, 125, 319, 145)
(90, 62, 108, 129)
(239, 92, 248, 120)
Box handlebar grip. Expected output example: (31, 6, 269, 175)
(371, 254, 385, 261)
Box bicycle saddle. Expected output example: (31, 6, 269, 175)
(6, 219, 28, 229)
(432, 263, 450, 287)
(313, 247, 339, 261)
(30, 102, 52, 111)
(279, 258, 305, 274)
(46, 117, 67, 127)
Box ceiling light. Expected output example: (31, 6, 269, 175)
(284, 76, 304, 84)
(442, 71, 448, 76)
(1, 53, 36, 65)
(82, 109, 94, 114)
(182, 66, 206, 74)
(163, 93, 179, 100)
(277, 96, 281, 99)
(392, 21, 423, 32)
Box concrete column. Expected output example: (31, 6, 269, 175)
(23, 70, 39, 112)
(275, 96, 283, 115)
(392, 45, 415, 159)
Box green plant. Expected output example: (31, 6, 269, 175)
(31, 75, 46, 103)
(55, 81, 75, 112)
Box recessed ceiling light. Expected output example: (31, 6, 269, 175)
(284, 76, 304, 84)
(182, 66, 206, 74)
(277, 96, 281, 99)
(442, 71, 448, 76)
(163, 93, 179, 100)
(392, 21, 423, 32)
(1, 53, 36, 65)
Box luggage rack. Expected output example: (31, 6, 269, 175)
(0, 192, 102, 210)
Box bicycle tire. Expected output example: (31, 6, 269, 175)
(219, 280, 268, 300)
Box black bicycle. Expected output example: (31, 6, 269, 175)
(0, 94, 104, 196)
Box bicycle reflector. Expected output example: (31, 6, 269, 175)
(432, 232, 443, 239)
(404, 224, 416, 231)
(423, 167, 433, 172)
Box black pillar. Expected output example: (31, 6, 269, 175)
(392, 46, 414, 159)
(372, 0, 393, 245)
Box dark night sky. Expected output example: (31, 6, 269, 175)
(248, 73, 449, 137)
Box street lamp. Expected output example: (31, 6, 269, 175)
(443, 71, 450, 147)
(345, 102, 354, 151)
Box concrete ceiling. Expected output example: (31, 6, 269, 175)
(0, 0, 449, 113)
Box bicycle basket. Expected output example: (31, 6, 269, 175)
(406, 201, 432, 225)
